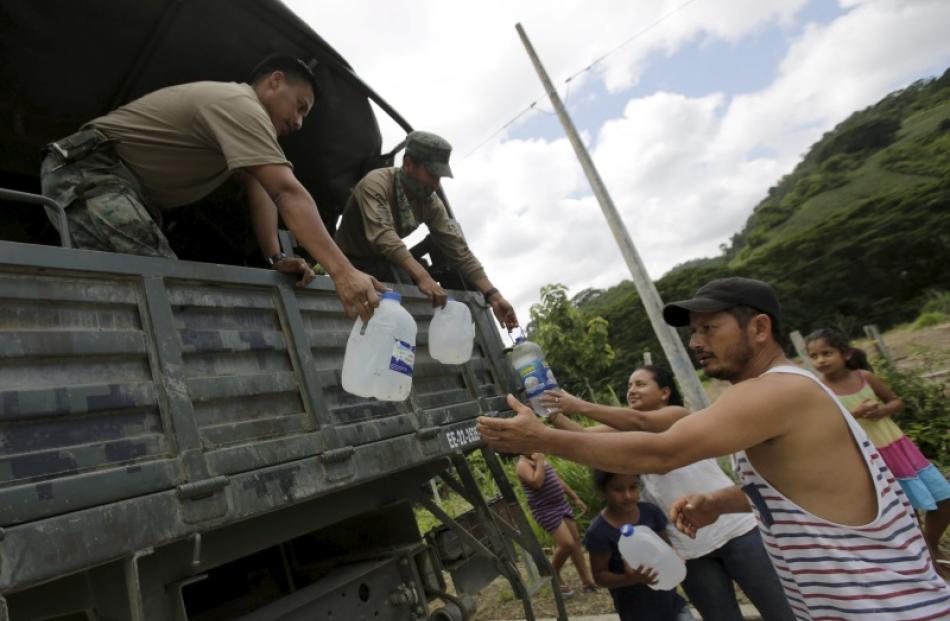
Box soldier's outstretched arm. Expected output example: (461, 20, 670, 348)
(237, 170, 316, 288)
(245, 164, 386, 321)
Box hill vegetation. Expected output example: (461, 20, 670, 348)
(531, 68, 950, 396)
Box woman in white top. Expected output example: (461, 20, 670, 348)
(541, 366, 794, 621)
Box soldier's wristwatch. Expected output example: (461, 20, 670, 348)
(265, 252, 287, 267)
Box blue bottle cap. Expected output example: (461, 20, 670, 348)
(514, 336, 526, 344)
(382, 291, 401, 302)
(620, 524, 635, 537)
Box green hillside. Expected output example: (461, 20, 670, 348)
(563, 68, 950, 394)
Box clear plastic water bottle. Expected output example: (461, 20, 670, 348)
(429, 298, 474, 364)
(617, 524, 686, 591)
(510, 337, 559, 417)
(341, 291, 417, 401)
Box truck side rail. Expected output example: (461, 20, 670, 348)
(0, 188, 70, 248)
(0, 239, 517, 592)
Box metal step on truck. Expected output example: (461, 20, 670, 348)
(0, 2, 568, 620)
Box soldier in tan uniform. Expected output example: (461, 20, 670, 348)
(40, 55, 383, 321)
(334, 131, 519, 329)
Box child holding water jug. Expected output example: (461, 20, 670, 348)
(584, 470, 694, 621)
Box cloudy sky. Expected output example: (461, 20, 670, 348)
(287, 0, 950, 327)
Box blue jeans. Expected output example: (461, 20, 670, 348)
(681, 529, 794, 621)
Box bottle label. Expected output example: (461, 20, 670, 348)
(515, 357, 558, 398)
(389, 339, 416, 376)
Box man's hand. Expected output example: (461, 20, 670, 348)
(417, 274, 448, 308)
(477, 394, 549, 454)
(489, 294, 518, 330)
(272, 257, 317, 288)
(332, 266, 388, 322)
(670, 493, 722, 539)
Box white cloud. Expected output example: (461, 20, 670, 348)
(286, 0, 950, 326)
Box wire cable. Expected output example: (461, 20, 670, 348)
(461, 0, 702, 160)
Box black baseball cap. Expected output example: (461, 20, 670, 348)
(662, 277, 782, 332)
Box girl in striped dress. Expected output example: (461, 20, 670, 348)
(517, 453, 597, 595)
(806, 328, 950, 572)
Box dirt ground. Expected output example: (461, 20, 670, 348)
(471, 320, 950, 620)
(469, 555, 757, 620)
(471, 559, 616, 620)
(859, 321, 950, 375)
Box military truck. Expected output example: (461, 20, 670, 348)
(0, 2, 568, 619)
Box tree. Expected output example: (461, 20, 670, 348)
(527, 284, 615, 399)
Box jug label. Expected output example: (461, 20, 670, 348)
(515, 358, 557, 398)
(389, 339, 416, 376)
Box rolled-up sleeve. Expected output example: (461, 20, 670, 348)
(351, 179, 413, 266)
(425, 200, 487, 283)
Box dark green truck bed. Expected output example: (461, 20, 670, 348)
(0, 3, 565, 618)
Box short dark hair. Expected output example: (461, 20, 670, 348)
(250, 55, 320, 98)
(592, 469, 639, 492)
(725, 305, 782, 342)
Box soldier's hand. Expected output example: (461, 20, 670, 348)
(274, 257, 317, 288)
(333, 266, 387, 322)
(417, 275, 448, 308)
(487, 293, 518, 330)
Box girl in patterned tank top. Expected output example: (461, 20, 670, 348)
(517, 453, 598, 595)
(806, 328, 950, 573)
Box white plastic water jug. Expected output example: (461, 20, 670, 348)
(510, 337, 559, 417)
(429, 298, 475, 364)
(341, 291, 417, 401)
(617, 523, 686, 591)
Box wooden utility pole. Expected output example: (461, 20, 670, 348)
(516, 23, 709, 409)
(790, 330, 816, 373)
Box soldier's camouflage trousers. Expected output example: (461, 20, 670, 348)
(40, 128, 176, 258)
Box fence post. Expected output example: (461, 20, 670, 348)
(862, 324, 893, 364)
(790, 331, 815, 373)
(643, 350, 653, 366)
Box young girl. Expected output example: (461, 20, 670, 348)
(806, 328, 950, 568)
(584, 470, 695, 621)
(517, 453, 597, 596)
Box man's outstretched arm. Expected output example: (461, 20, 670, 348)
(245, 164, 386, 320)
(478, 377, 794, 475)
(237, 170, 316, 288)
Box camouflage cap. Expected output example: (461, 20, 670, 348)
(405, 130, 453, 178)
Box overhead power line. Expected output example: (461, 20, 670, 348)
(461, 0, 702, 160)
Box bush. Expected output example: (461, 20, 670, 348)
(921, 290, 950, 315)
(912, 311, 949, 330)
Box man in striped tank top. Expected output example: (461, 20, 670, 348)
(478, 277, 949, 620)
